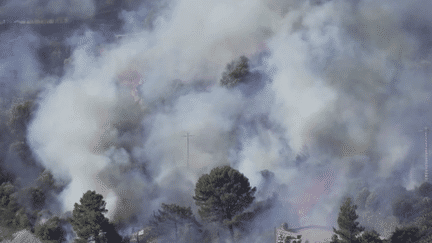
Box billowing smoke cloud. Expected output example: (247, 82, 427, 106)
(20, 0, 432, 241)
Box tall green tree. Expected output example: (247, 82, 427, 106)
(36, 170, 58, 192)
(193, 166, 256, 238)
(7, 100, 37, 165)
(331, 197, 365, 243)
(7, 100, 34, 136)
(411, 208, 432, 243)
(18, 186, 46, 211)
(418, 182, 432, 198)
(389, 226, 422, 243)
(150, 203, 201, 242)
(0, 182, 33, 231)
(392, 197, 415, 223)
(68, 190, 122, 243)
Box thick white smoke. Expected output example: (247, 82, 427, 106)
(28, 45, 119, 217)
(22, 0, 432, 241)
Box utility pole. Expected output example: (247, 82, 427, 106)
(419, 127, 429, 182)
(182, 132, 194, 167)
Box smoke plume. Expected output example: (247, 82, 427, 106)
(6, 0, 430, 241)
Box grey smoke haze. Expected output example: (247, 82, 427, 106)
(0, 26, 42, 94)
(0, 0, 96, 19)
(0, 0, 423, 241)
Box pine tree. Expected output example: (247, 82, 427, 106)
(7, 100, 34, 137)
(418, 182, 432, 198)
(358, 229, 383, 243)
(68, 190, 122, 243)
(193, 166, 256, 239)
(150, 203, 201, 242)
(415, 207, 432, 242)
(389, 226, 422, 243)
(331, 197, 365, 243)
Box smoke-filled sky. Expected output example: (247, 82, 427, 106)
(2, 0, 432, 241)
(0, 0, 96, 19)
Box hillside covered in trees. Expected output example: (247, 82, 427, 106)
(1, 0, 432, 242)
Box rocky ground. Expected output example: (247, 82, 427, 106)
(0, 230, 42, 243)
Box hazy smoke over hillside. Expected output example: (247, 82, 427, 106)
(0, 0, 427, 241)
(0, 0, 96, 19)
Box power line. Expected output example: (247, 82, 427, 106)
(182, 132, 194, 167)
(419, 126, 429, 182)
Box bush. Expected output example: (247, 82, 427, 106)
(0, 182, 20, 227)
(389, 226, 422, 243)
(35, 216, 65, 243)
(418, 182, 432, 198)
